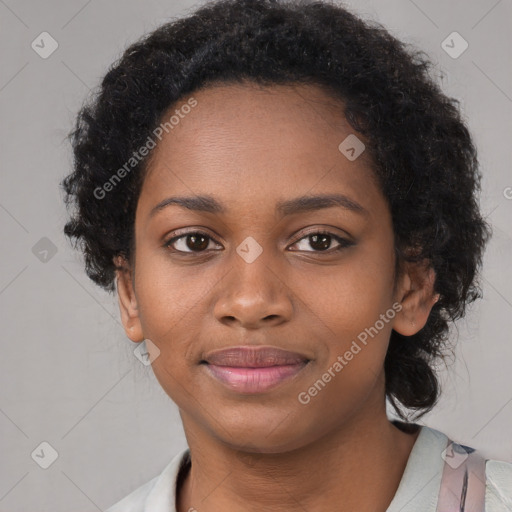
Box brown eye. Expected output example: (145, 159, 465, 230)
(165, 231, 221, 253)
(290, 231, 353, 253)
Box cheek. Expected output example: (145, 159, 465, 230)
(132, 260, 207, 393)
(300, 249, 395, 343)
(295, 247, 396, 392)
(295, 272, 394, 427)
(134, 251, 211, 337)
(136, 273, 202, 409)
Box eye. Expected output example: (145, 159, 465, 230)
(164, 231, 222, 253)
(289, 230, 353, 253)
(164, 229, 353, 255)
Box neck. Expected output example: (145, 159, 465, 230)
(176, 408, 420, 512)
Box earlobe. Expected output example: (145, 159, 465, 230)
(114, 256, 144, 343)
(393, 260, 439, 337)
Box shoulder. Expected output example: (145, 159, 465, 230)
(388, 423, 512, 512)
(428, 425, 512, 511)
(426, 425, 512, 512)
(104, 447, 190, 512)
(485, 458, 512, 511)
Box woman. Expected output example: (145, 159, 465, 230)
(60, 0, 512, 510)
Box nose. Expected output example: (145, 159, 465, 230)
(213, 248, 293, 329)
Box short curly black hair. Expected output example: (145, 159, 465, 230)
(61, 0, 492, 421)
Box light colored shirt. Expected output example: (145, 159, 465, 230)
(105, 424, 512, 512)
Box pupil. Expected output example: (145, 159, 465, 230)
(187, 234, 209, 251)
(311, 234, 330, 251)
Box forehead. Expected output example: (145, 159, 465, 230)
(137, 81, 380, 219)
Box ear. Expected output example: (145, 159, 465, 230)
(392, 259, 440, 337)
(114, 255, 144, 343)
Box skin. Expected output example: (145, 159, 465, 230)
(115, 81, 438, 512)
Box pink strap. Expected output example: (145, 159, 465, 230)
(436, 439, 487, 512)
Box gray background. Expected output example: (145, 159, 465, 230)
(1, 0, 511, 510)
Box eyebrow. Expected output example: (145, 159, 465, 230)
(149, 193, 368, 218)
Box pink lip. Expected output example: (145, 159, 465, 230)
(203, 345, 309, 367)
(203, 362, 309, 393)
(201, 345, 310, 393)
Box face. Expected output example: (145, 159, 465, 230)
(116, 82, 436, 453)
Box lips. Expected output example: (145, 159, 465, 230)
(202, 346, 310, 367)
(201, 346, 311, 393)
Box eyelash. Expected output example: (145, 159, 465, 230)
(163, 229, 354, 255)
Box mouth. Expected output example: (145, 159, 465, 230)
(200, 346, 311, 393)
